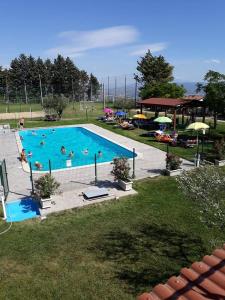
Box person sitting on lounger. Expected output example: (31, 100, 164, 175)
(120, 121, 134, 130)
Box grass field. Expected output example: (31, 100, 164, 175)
(0, 176, 223, 299)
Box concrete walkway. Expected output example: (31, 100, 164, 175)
(0, 124, 194, 215)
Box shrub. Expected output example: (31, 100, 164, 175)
(177, 166, 225, 229)
(43, 95, 68, 119)
(213, 138, 225, 160)
(166, 153, 182, 170)
(34, 174, 60, 199)
(111, 157, 131, 182)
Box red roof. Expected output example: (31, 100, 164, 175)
(139, 98, 190, 108)
(138, 244, 225, 300)
(183, 95, 204, 101)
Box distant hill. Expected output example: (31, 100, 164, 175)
(177, 82, 199, 95)
(108, 81, 201, 99)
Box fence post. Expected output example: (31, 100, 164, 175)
(132, 148, 136, 179)
(86, 107, 88, 120)
(49, 159, 52, 175)
(94, 154, 97, 185)
(29, 162, 34, 194)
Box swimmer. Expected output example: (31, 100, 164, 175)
(40, 140, 45, 146)
(83, 148, 89, 155)
(34, 161, 43, 170)
(69, 150, 74, 158)
(98, 150, 103, 157)
(20, 135, 24, 141)
(31, 130, 37, 136)
(42, 134, 46, 138)
(20, 149, 27, 163)
(61, 146, 66, 154)
(28, 151, 33, 157)
(52, 129, 56, 133)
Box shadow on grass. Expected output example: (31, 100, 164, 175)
(94, 223, 206, 295)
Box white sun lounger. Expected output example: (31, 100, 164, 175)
(0, 124, 10, 134)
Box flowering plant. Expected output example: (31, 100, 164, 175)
(176, 166, 225, 229)
(111, 157, 131, 182)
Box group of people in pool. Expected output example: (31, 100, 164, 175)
(60, 146, 103, 158)
(20, 127, 103, 170)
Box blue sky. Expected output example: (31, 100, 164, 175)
(0, 0, 225, 82)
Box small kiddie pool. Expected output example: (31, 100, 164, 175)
(18, 126, 136, 172)
(6, 198, 40, 222)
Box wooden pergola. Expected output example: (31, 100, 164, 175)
(138, 96, 204, 130)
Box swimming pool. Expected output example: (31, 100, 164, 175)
(6, 198, 40, 222)
(19, 126, 135, 171)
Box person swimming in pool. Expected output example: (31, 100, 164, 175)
(83, 148, 89, 155)
(61, 146, 66, 154)
(98, 150, 103, 157)
(31, 130, 37, 136)
(52, 129, 56, 133)
(28, 151, 33, 157)
(69, 150, 74, 158)
(20, 135, 24, 141)
(35, 161, 43, 170)
(42, 134, 47, 138)
(40, 140, 45, 146)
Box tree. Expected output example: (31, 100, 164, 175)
(43, 95, 68, 119)
(140, 82, 186, 99)
(197, 70, 225, 128)
(177, 166, 225, 229)
(135, 50, 174, 86)
(3, 53, 98, 103)
(87, 73, 100, 100)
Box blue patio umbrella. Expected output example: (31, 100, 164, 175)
(115, 111, 127, 117)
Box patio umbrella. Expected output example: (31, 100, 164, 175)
(186, 122, 210, 167)
(154, 116, 172, 123)
(103, 107, 113, 114)
(115, 111, 126, 117)
(133, 114, 147, 119)
(186, 122, 209, 131)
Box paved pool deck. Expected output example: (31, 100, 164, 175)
(0, 123, 194, 216)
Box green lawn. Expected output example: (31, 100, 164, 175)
(0, 176, 223, 299)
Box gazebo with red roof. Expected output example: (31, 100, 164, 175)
(138, 96, 204, 130)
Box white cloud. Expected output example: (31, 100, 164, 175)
(46, 26, 139, 57)
(204, 58, 221, 64)
(129, 42, 167, 56)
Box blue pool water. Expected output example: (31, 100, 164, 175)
(6, 198, 40, 222)
(19, 126, 135, 171)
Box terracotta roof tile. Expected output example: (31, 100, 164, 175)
(138, 98, 189, 107)
(137, 245, 225, 300)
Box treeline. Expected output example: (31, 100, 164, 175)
(0, 54, 100, 103)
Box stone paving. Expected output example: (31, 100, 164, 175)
(0, 124, 194, 216)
